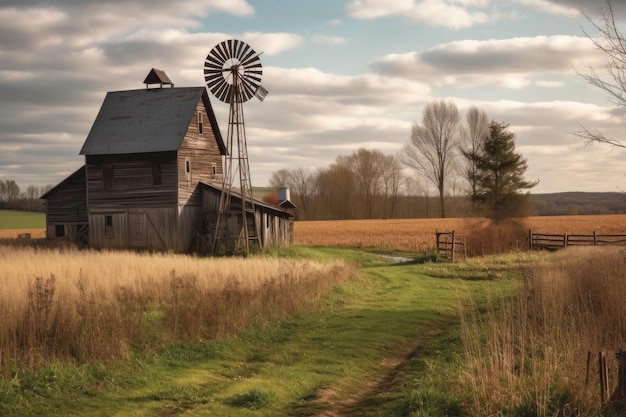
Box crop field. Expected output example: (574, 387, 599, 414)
(294, 214, 626, 252)
(0, 210, 45, 230)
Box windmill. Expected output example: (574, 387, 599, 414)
(204, 39, 268, 254)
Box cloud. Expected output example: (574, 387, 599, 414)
(312, 35, 347, 45)
(516, 0, 580, 17)
(371, 35, 605, 88)
(346, 0, 489, 29)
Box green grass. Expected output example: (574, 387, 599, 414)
(0, 210, 45, 229)
(0, 247, 521, 417)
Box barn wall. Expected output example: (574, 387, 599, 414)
(88, 207, 179, 251)
(86, 152, 178, 208)
(178, 99, 223, 207)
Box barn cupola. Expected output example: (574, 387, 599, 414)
(143, 68, 174, 89)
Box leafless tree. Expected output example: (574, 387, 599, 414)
(338, 148, 386, 218)
(400, 99, 461, 218)
(459, 106, 490, 216)
(269, 167, 317, 219)
(576, 0, 626, 149)
(380, 154, 402, 218)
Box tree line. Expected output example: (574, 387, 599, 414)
(269, 99, 537, 221)
(0, 180, 52, 212)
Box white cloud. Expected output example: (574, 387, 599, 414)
(516, 0, 581, 17)
(346, 0, 489, 29)
(312, 35, 347, 45)
(371, 35, 605, 88)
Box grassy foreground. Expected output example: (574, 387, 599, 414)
(0, 246, 522, 417)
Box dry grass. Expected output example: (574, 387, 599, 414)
(460, 246, 626, 416)
(0, 245, 356, 374)
(294, 215, 626, 253)
(0, 228, 45, 239)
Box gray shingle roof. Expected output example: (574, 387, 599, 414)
(80, 87, 224, 155)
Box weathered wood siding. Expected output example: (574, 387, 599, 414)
(86, 152, 178, 208)
(88, 207, 182, 251)
(43, 167, 88, 240)
(200, 183, 293, 249)
(178, 99, 223, 207)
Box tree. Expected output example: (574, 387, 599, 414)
(268, 167, 317, 219)
(400, 99, 460, 218)
(338, 148, 386, 218)
(459, 106, 490, 216)
(471, 121, 538, 220)
(315, 164, 356, 220)
(380, 154, 403, 218)
(576, 0, 626, 149)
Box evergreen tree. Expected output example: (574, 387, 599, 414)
(473, 121, 538, 220)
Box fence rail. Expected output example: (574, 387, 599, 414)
(529, 229, 626, 251)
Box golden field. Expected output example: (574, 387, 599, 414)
(294, 214, 626, 252)
(4, 214, 626, 252)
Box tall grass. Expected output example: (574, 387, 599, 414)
(0, 245, 356, 375)
(460, 247, 626, 416)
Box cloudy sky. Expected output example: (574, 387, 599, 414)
(1, 0, 626, 194)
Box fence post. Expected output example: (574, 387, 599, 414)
(594, 231, 598, 245)
(451, 231, 456, 263)
(435, 229, 439, 256)
(528, 229, 532, 250)
(600, 351, 609, 404)
(564, 233, 568, 249)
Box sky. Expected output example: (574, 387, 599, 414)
(1, 0, 626, 195)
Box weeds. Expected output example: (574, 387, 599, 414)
(0, 245, 356, 376)
(460, 246, 626, 416)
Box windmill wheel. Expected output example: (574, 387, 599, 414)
(204, 39, 263, 103)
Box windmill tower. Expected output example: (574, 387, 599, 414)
(204, 39, 268, 254)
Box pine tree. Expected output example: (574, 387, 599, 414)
(473, 121, 538, 220)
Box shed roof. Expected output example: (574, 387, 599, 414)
(199, 182, 294, 218)
(39, 165, 85, 199)
(80, 87, 225, 155)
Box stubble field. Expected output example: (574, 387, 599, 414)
(293, 214, 626, 251)
(4, 214, 626, 251)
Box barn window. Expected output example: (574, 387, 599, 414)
(55, 224, 65, 237)
(105, 215, 114, 238)
(198, 111, 203, 135)
(185, 158, 191, 182)
(152, 161, 162, 186)
(103, 163, 113, 189)
(211, 163, 217, 176)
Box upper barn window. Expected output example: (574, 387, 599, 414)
(103, 162, 113, 189)
(198, 111, 203, 135)
(152, 161, 162, 186)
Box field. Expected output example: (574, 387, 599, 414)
(2, 214, 626, 415)
(294, 214, 626, 251)
(6, 214, 626, 250)
(0, 210, 45, 231)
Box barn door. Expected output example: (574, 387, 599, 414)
(129, 212, 147, 247)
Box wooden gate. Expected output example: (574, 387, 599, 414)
(436, 230, 465, 263)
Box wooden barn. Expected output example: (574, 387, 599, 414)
(41, 69, 293, 252)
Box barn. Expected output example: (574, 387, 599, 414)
(41, 69, 293, 253)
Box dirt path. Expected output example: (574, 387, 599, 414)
(312, 330, 443, 417)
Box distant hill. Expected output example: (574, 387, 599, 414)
(531, 192, 626, 216)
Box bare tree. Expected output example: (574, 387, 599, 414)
(400, 99, 461, 218)
(576, 0, 626, 149)
(338, 148, 386, 218)
(459, 106, 490, 216)
(269, 167, 317, 219)
(380, 154, 402, 218)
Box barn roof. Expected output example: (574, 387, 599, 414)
(80, 87, 225, 156)
(199, 182, 294, 218)
(39, 165, 85, 199)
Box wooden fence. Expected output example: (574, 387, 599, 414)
(436, 230, 465, 263)
(529, 229, 626, 251)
